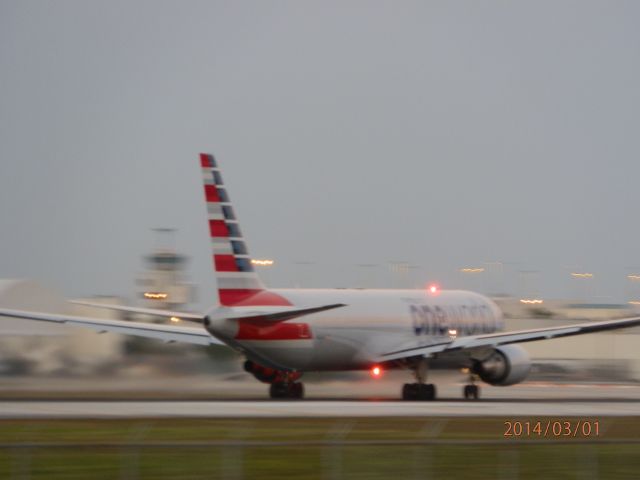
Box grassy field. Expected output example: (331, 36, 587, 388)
(1, 416, 639, 479)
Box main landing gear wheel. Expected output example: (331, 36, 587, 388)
(269, 382, 304, 399)
(291, 382, 304, 399)
(463, 384, 480, 400)
(402, 383, 436, 401)
(402, 358, 436, 401)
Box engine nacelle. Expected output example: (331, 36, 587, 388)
(472, 345, 531, 386)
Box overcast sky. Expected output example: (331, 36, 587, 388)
(1, 0, 640, 307)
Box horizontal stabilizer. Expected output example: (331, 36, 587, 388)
(71, 300, 347, 325)
(208, 303, 347, 323)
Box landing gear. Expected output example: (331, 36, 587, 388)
(463, 373, 480, 400)
(402, 382, 436, 400)
(463, 384, 479, 400)
(243, 360, 304, 400)
(402, 358, 437, 401)
(269, 381, 304, 399)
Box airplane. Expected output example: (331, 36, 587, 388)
(2, 152, 640, 400)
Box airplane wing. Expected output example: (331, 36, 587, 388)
(0, 308, 222, 346)
(70, 300, 204, 323)
(378, 315, 640, 362)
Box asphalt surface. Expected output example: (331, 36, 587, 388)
(1, 380, 640, 417)
(2, 368, 640, 417)
(1, 397, 639, 418)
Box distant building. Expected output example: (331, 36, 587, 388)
(136, 230, 194, 310)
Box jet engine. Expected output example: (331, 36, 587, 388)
(472, 345, 531, 386)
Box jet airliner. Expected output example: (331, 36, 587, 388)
(2, 153, 640, 400)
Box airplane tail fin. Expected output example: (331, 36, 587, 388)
(200, 153, 291, 307)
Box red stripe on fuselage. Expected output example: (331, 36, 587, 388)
(214, 254, 238, 272)
(219, 289, 292, 306)
(236, 320, 312, 340)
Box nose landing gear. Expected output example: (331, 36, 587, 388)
(463, 372, 480, 400)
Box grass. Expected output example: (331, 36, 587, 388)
(0, 417, 639, 479)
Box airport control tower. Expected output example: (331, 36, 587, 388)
(136, 228, 194, 310)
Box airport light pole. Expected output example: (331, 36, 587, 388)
(387, 262, 421, 289)
(570, 271, 594, 303)
(626, 270, 640, 307)
(517, 270, 543, 305)
(251, 258, 275, 287)
(458, 267, 485, 293)
(388, 261, 409, 289)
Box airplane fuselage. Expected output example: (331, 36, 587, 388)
(207, 288, 504, 372)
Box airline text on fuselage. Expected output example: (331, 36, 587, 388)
(409, 304, 500, 336)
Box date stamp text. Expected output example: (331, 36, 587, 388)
(504, 420, 600, 438)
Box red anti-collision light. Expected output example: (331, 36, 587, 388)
(370, 366, 382, 378)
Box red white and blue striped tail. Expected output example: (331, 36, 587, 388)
(200, 153, 291, 307)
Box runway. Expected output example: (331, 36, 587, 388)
(1, 398, 640, 418)
(2, 373, 640, 418)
